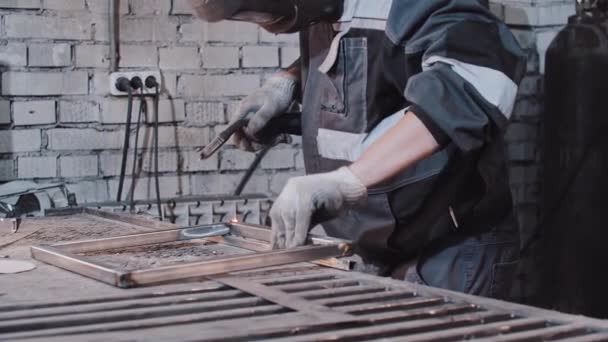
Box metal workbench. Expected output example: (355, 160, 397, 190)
(1, 211, 608, 341)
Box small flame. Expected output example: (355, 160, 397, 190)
(230, 217, 239, 224)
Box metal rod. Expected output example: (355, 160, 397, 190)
(30, 246, 124, 287)
(0, 290, 244, 322)
(108, 0, 118, 72)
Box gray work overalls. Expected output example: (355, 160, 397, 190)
(295, 0, 524, 300)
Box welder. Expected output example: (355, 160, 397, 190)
(190, 0, 527, 299)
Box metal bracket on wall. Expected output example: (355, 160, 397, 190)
(31, 209, 353, 288)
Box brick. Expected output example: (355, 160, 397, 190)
(99, 153, 134, 176)
(242, 46, 279, 68)
(0, 0, 40, 9)
(108, 175, 190, 200)
(48, 129, 123, 151)
(44, 0, 85, 10)
(5, 15, 91, 40)
(0, 101, 11, 124)
(131, 0, 171, 15)
(161, 72, 178, 97)
(503, 3, 574, 26)
(141, 151, 180, 173)
(147, 99, 186, 123)
(101, 98, 185, 124)
(92, 71, 110, 95)
(159, 46, 200, 70)
(0, 129, 41, 153)
(183, 151, 218, 172)
(136, 126, 209, 149)
(172, 0, 193, 15)
(259, 30, 299, 45)
(202, 46, 239, 69)
(0, 0, 39, 9)
(59, 101, 100, 123)
(0, 159, 15, 181)
(60, 155, 98, 177)
(281, 47, 300, 68)
(119, 18, 178, 42)
(18, 156, 57, 179)
(2, 72, 88, 96)
(86, 0, 128, 14)
(180, 21, 206, 42)
(100, 98, 137, 124)
(220, 149, 256, 171)
(119, 45, 158, 68)
(204, 21, 258, 43)
(13, 100, 56, 126)
(185, 102, 226, 126)
(75, 44, 108, 68)
(178, 74, 260, 98)
(66, 180, 109, 203)
(191, 173, 268, 195)
(29, 43, 71, 67)
(261, 149, 296, 170)
(0, 43, 27, 67)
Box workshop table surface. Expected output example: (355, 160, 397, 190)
(2, 213, 608, 342)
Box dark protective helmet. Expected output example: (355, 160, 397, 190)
(189, 0, 343, 33)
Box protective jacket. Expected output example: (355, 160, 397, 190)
(295, 0, 527, 275)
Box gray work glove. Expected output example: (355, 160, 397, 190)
(270, 167, 368, 249)
(230, 73, 296, 152)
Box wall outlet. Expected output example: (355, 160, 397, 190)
(109, 71, 162, 96)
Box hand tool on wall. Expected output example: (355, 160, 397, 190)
(199, 112, 303, 160)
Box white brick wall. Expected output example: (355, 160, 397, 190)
(0, 0, 562, 237)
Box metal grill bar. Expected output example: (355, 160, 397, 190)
(0, 289, 245, 321)
(294, 285, 389, 300)
(371, 317, 548, 342)
(557, 333, 608, 342)
(261, 311, 513, 342)
(275, 278, 362, 292)
(0, 285, 228, 312)
(470, 323, 590, 341)
(316, 291, 416, 307)
(260, 272, 340, 285)
(0, 296, 271, 333)
(354, 303, 480, 323)
(338, 296, 448, 315)
(0, 308, 297, 341)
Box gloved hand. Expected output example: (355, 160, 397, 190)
(270, 167, 368, 249)
(230, 72, 297, 152)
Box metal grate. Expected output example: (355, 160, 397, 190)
(1, 266, 607, 342)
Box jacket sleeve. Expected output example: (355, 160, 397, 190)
(404, 18, 527, 152)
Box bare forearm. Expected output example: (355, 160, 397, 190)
(349, 112, 441, 188)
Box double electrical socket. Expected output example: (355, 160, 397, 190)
(109, 71, 162, 96)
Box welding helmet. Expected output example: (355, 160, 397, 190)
(189, 0, 344, 33)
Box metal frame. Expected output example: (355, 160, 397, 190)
(30, 209, 353, 288)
